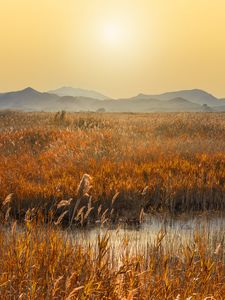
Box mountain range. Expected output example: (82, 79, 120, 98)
(48, 87, 109, 100)
(0, 87, 225, 113)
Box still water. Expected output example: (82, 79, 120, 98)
(68, 213, 225, 255)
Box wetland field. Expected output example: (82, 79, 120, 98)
(0, 111, 224, 299)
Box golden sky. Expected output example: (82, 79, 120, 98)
(0, 0, 225, 98)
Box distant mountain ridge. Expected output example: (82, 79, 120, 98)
(0, 87, 60, 111)
(0, 87, 225, 112)
(48, 87, 109, 100)
(134, 89, 222, 106)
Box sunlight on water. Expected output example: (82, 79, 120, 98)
(67, 214, 225, 257)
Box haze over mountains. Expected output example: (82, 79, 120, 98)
(48, 87, 109, 100)
(0, 87, 225, 113)
(135, 89, 222, 106)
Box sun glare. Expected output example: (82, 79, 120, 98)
(98, 18, 133, 50)
(101, 21, 126, 48)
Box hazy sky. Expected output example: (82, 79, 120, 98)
(0, 0, 225, 98)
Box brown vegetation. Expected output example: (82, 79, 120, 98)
(0, 111, 224, 299)
(0, 111, 224, 224)
(0, 219, 224, 299)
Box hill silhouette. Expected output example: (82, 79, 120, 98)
(48, 87, 109, 100)
(0, 87, 225, 112)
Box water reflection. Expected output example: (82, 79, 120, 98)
(68, 213, 225, 256)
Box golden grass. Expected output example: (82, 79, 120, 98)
(0, 220, 224, 299)
(0, 111, 225, 298)
(0, 111, 224, 224)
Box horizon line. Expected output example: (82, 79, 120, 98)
(0, 86, 224, 100)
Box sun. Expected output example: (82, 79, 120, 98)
(102, 23, 122, 44)
(101, 21, 126, 48)
(92, 16, 140, 59)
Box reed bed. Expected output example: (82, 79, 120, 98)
(0, 219, 224, 299)
(0, 111, 224, 224)
(0, 111, 225, 298)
